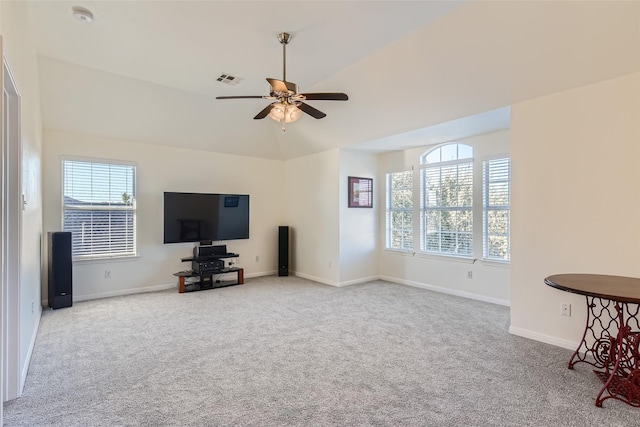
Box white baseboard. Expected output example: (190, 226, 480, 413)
(289, 273, 511, 306)
(290, 272, 383, 288)
(72, 282, 177, 303)
(291, 271, 341, 287)
(56, 273, 509, 308)
(21, 307, 41, 396)
(244, 270, 277, 279)
(339, 276, 382, 287)
(380, 275, 511, 307)
(508, 325, 578, 351)
(48, 270, 278, 304)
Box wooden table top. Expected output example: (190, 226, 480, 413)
(545, 274, 640, 304)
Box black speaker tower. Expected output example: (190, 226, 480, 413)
(48, 232, 73, 309)
(278, 226, 289, 276)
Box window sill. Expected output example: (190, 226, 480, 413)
(384, 249, 415, 256)
(417, 252, 476, 264)
(73, 254, 139, 265)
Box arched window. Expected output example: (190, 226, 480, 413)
(420, 144, 473, 256)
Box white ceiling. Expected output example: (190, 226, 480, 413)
(28, 1, 640, 160)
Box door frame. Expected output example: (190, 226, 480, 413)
(2, 54, 23, 403)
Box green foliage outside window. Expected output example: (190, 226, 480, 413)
(386, 171, 413, 250)
(386, 144, 510, 262)
(423, 162, 473, 256)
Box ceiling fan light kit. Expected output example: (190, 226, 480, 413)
(268, 102, 302, 125)
(216, 32, 348, 132)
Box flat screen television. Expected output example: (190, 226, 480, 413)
(163, 192, 249, 243)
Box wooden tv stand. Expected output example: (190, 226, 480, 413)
(174, 267, 244, 293)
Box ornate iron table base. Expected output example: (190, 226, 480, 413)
(569, 296, 640, 407)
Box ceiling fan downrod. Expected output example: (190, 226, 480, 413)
(277, 32, 291, 82)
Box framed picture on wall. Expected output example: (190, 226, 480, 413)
(348, 176, 373, 208)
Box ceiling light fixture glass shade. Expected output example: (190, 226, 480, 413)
(268, 102, 302, 124)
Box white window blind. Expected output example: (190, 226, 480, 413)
(483, 158, 511, 261)
(63, 160, 137, 259)
(420, 144, 473, 256)
(386, 170, 413, 250)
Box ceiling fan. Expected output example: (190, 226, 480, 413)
(216, 32, 348, 130)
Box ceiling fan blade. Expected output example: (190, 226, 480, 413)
(297, 102, 327, 119)
(253, 103, 275, 120)
(266, 78, 298, 94)
(300, 93, 349, 101)
(216, 95, 266, 100)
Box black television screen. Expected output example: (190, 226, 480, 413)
(163, 192, 249, 243)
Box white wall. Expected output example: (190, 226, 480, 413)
(284, 149, 340, 284)
(377, 130, 510, 305)
(510, 72, 640, 348)
(339, 149, 378, 284)
(42, 130, 284, 300)
(1, 0, 44, 396)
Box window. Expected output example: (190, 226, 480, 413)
(386, 170, 413, 250)
(63, 159, 137, 260)
(384, 142, 511, 263)
(483, 158, 511, 261)
(420, 144, 473, 257)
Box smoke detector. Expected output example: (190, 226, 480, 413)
(72, 6, 94, 23)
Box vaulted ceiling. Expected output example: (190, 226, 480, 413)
(28, 1, 640, 160)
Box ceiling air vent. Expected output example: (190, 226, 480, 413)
(216, 73, 243, 86)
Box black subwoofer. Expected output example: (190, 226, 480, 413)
(48, 232, 73, 309)
(278, 226, 289, 276)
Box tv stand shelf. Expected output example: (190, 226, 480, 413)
(180, 253, 239, 263)
(175, 250, 243, 293)
(173, 268, 244, 293)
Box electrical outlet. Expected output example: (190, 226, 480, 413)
(328, 261, 332, 269)
(105, 270, 111, 279)
(255, 255, 259, 262)
(467, 270, 473, 279)
(561, 303, 571, 317)
(31, 300, 34, 313)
